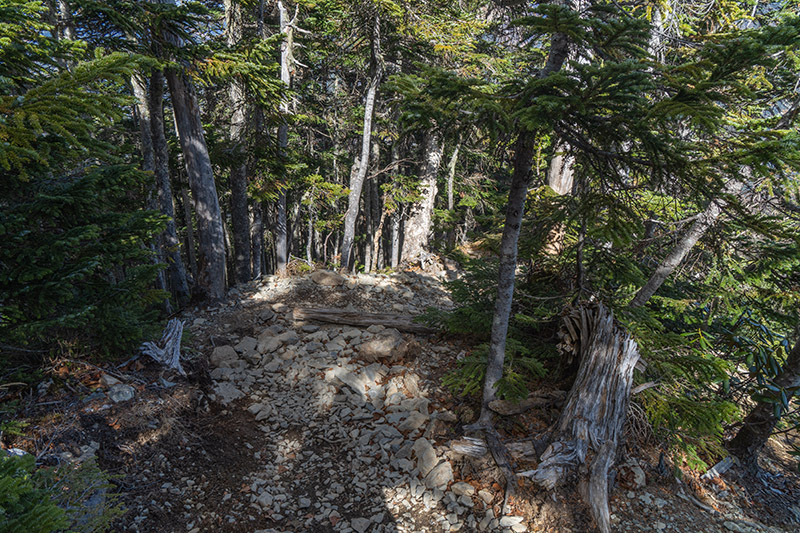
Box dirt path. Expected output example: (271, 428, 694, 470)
(16, 270, 798, 533)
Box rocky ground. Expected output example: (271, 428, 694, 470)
(5, 269, 800, 532)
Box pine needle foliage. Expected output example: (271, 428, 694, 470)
(0, 0, 165, 354)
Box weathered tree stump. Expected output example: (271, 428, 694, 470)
(521, 303, 640, 533)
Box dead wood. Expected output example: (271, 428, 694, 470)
(292, 307, 437, 334)
(521, 302, 640, 533)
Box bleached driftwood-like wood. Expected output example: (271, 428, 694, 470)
(521, 303, 640, 533)
(292, 308, 436, 334)
(140, 318, 186, 376)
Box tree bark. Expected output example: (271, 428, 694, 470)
(225, 0, 252, 284)
(364, 172, 373, 273)
(341, 13, 383, 271)
(275, 0, 292, 275)
(293, 308, 436, 334)
(391, 210, 401, 269)
(149, 70, 190, 305)
(521, 304, 640, 533)
(181, 186, 198, 282)
(131, 72, 170, 312)
(628, 197, 724, 308)
(251, 203, 264, 277)
(165, 67, 226, 301)
(479, 134, 537, 421)
(402, 131, 444, 263)
(729, 337, 800, 465)
(446, 140, 460, 248)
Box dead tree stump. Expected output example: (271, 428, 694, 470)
(521, 302, 640, 533)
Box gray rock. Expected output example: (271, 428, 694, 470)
(413, 438, 439, 478)
(301, 324, 320, 333)
(499, 516, 524, 527)
(99, 373, 121, 387)
(234, 336, 258, 355)
(351, 517, 372, 533)
(210, 345, 238, 367)
(311, 270, 345, 286)
(396, 411, 429, 432)
(214, 382, 243, 405)
(424, 461, 454, 490)
(258, 337, 282, 354)
(451, 482, 475, 497)
(108, 384, 135, 403)
(358, 329, 409, 363)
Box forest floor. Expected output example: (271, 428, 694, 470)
(5, 268, 800, 533)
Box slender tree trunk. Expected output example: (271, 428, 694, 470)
(479, 134, 537, 421)
(251, 204, 264, 277)
(364, 176, 373, 273)
(275, 0, 292, 275)
(341, 13, 383, 271)
(729, 337, 800, 465)
(628, 197, 724, 308)
(56, 0, 75, 40)
(446, 140, 460, 248)
(402, 131, 444, 262)
(225, 0, 252, 284)
(391, 211, 401, 269)
(149, 70, 190, 305)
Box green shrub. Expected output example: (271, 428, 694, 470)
(0, 454, 123, 533)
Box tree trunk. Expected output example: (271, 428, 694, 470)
(225, 0, 252, 285)
(729, 337, 800, 465)
(364, 173, 373, 273)
(628, 197, 724, 308)
(521, 303, 640, 533)
(476, 13, 571, 519)
(341, 13, 383, 271)
(402, 131, 444, 263)
(446, 140, 460, 248)
(165, 67, 226, 301)
(149, 70, 190, 305)
(131, 72, 170, 312)
(275, 0, 292, 275)
(56, 0, 75, 41)
(251, 203, 264, 277)
(547, 139, 575, 195)
(391, 210, 401, 269)
(181, 186, 198, 283)
(479, 134, 537, 421)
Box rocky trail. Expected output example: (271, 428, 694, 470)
(11, 270, 800, 533)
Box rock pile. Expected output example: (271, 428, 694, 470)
(197, 272, 526, 533)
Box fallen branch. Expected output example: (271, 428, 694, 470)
(292, 307, 437, 334)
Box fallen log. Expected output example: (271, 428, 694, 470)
(291, 307, 437, 334)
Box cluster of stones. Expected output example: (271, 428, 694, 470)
(200, 272, 528, 533)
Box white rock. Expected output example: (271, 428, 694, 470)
(424, 461, 454, 490)
(108, 384, 135, 403)
(413, 438, 439, 478)
(450, 482, 475, 497)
